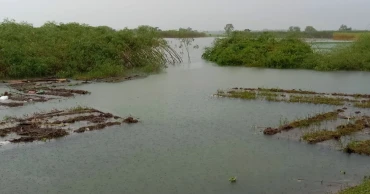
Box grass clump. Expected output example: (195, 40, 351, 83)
(289, 95, 345, 106)
(339, 179, 370, 194)
(345, 140, 370, 156)
(288, 111, 339, 128)
(203, 31, 370, 71)
(0, 20, 181, 79)
(302, 130, 340, 144)
(217, 90, 257, 100)
(302, 119, 369, 144)
(355, 101, 370, 108)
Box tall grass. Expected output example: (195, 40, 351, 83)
(202, 31, 370, 71)
(0, 20, 181, 79)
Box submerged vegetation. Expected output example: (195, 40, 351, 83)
(202, 31, 370, 71)
(215, 87, 368, 106)
(0, 20, 181, 79)
(264, 111, 339, 135)
(345, 140, 370, 156)
(302, 118, 370, 144)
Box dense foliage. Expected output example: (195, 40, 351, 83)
(202, 31, 370, 71)
(0, 20, 181, 79)
(202, 32, 314, 69)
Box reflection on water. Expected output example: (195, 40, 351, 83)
(0, 38, 370, 194)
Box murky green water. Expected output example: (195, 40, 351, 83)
(1, 38, 370, 194)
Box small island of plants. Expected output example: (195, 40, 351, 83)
(202, 31, 370, 71)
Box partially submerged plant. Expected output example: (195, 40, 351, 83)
(229, 176, 237, 183)
(302, 117, 369, 144)
(345, 140, 370, 155)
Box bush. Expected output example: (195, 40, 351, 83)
(202, 32, 314, 69)
(0, 20, 181, 79)
(202, 31, 370, 71)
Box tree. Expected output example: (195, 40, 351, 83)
(288, 26, 301, 32)
(177, 28, 197, 63)
(224, 24, 234, 36)
(339, 24, 352, 31)
(304, 26, 317, 33)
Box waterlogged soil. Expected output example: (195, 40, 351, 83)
(0, 107, 138, 143)
(0, 79, 90, 108)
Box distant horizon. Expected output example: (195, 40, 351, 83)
(1, 0, 370, 31)
(1, 18, 369, 33)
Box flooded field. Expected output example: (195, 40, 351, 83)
(1, 38, 370, 194)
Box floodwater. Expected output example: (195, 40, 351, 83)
(1, 38, 370, 194)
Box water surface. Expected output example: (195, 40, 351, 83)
(1, 38, 370, 194)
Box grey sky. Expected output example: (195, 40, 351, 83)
(1, 0, 369, 31)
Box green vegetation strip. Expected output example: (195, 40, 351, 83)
(216, 89, 359, 106)
(345, 140, 370, 156)
(289, 95, 345, 106)
(0, 20, 181, 79)
(339, 179, 370, 194)
(302, 118, 369, 144)
(203, 32, 370, 71)
(264, 111, 339, 135)
(355, 101, 370, 108)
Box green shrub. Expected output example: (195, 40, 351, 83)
(0, 20, 181, 79)
(203, 32, 313, 69)
(203, 32, 370, 71)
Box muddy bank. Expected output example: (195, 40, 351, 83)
(0, 107, 138, 143)
(0, 79, 90, 108)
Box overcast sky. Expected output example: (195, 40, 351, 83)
(1, 0, 369, 31)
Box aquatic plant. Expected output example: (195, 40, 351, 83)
(302, 118, 369, 143)
(229, 176, 237, 183)
(288, 95, 345, 106)
(345, 140, 370, 156)
(354, 101, 370, 108)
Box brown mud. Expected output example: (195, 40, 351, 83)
(1, 79, 90, 108)
(0, 107, 138, 143)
